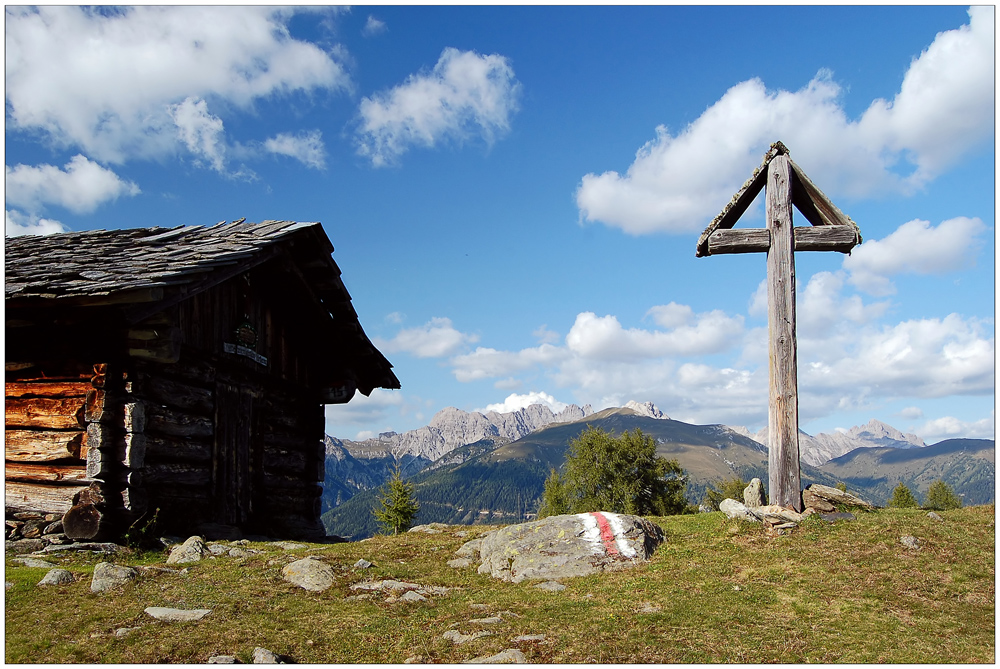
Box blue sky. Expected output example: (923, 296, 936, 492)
(5, 5, 994, 444)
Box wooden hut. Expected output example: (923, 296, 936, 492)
(5, 220, 400, 541)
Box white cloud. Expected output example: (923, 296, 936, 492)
(356, 47, 521, 166)
(324, 388, 403, 431)
(451, 344, 568, 383)
(5, 6, 349, 165)
(362, 15, 387, 37)
(480, 391, 568, 415)
(844, 217, 988, 295)
(898, 406, 924, 420)
(5, 155, 140, 214)
(169, 97, 227, 172)
(914, 412, 994, 442)
(376, 317, 479, 358)
(565, 308, 743, 360)
(264, 130, 327, 169)
(5, 209, 68, 237)
(576, 7, 994, 235)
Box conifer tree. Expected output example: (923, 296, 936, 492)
(925, 480, 963, 511)
(888, 482, 919, 509)
(373, 465, 420, 535)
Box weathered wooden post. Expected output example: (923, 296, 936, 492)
(696, 142, 862, 511)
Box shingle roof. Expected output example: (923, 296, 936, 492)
(5, 220, 322, 301)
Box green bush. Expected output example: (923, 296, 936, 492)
(888, 483, 920, 509)
(701, 477, 750, 511)
(925, 480, 963, 511)
(537, 426, 687, 518)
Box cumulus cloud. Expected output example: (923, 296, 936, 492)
(376, 317, 479, 358)
(356, 47, 521, 166)
(451, 344, 569, 383)
(5, 209, 68, 237)
(844, 217, 988, 295)
(264, 130, 327, 169)
(5, 6, 349, 166)
(576, 6, 994, 235)
(915, 412, 994, 442)
(480, 391, 568, 415)
(362, 15, 387, 37)
(325, 388, 405, 437)
(5, 155, 139, 214)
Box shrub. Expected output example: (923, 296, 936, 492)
(701, 477, 750, 511)
(537, 427, 688, 518)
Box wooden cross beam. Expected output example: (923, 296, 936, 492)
(696, 142, 862, 512)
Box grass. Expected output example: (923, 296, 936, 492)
(5, 506, 994, 663)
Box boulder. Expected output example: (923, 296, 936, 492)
(281, 557, 336, 592)
(743, 479, 766, 508)
(448, 558, 473, 569)
(37, 568, 75, 586)
(927, 512, 944, 522)
(477, 512, 663, 583)
(750, 505, 803, 525)
(144, 607, 212, 622)
(719, 499, 758, 521)
(534, 581, 566, 592)
(801, 489, 836, 513)
(7, 538, 45, 554)
(900, 535, 921, 550)
(442, 630, 493, 645)
(91, 562, 138, 593)
(464, 649, 527, 664)
(252, 647, 280, 663)
(166, 536, 210, 564)
(803, 484, 874, 510)
(455, 538, 484, 559)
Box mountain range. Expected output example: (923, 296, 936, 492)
(320, 401, 994, 539)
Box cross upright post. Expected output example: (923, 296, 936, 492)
(696, 142, 862, 512)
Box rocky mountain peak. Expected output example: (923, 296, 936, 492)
(742, 419, 926, 466)
(624, 400, 668, 420)
(849, 419, 924, 447)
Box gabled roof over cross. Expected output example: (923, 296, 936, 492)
(695, 141, 862, 258)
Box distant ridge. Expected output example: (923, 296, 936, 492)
(734, 419, 926, 466)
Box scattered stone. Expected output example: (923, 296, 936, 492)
(115, 627, 140, 638)
(144, 606, 212, 622)
(354, 559, 373, 569)
(513, 634, 546, 642)
(282, 557, 336, 593)
(14, 557, 56, 568)
(42, 533, 72, 545)
(469, 603, 490, 610)
(750, 505, 804, 525)
(464, 649, 527, 664)
(900, 535, 921, 550)
(207, 655, 238, 663)
(478, 512, 664, 583)
(5, 581, 13, 591)
(408, 523, 448, 534)
(442, 629, 493, 645)
(21, 520, 45, 539)
(448, 558, 473, 569)
(803, 484, 874, 510)
(41, 541, 119, 554)
(37, 568, 74, 586)
(801, 489, 837, 513)
(13, 511, 44, 521)
(818, 512, 856, 523)
(229, 547, 254, 558)
(455, 539, 483, 559)
(927, 512, 944, 522)
(771, 522, 798, 531)
(43, 520, 64, 535)
(637, 602, 661, 613)
(470, 616, 503, 625)
(534, 581, 566, 592)
(91, 562, 138, 593)
(273, 542, 307, 551)
(719, 499, 758, 522)
(350, 579, 421, 593)
(252, 647, 280, 663)
(167, 536, 211, 564)
(743, 478, 766, 508)
(398, 590, 427, 603)
(208, 544, 229, 556)
(7, 538, 46, 554)
(403, 656, 422, 664)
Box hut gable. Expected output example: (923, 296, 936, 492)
(6, 221, 399, 541)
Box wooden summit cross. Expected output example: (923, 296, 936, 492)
(696, 141, 862, 512)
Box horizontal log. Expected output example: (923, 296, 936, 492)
(146, 483, 212, 502)
(5, 429, 86, 461)
(127, 326, 182, 364)
(263, 449, 308, 476)
(705, 225, 861, 255)
(143, 461, 211, 487)
(132, 356, 216, 388)
(6, 397, 86, 430)
(127, 373, 213, 415)
(144, 433, 212, 463)
(5, 481, 90, 515)
(5, 462, 89, 484)
(145, 404, 213, 439)
(5, 381, 92, 399)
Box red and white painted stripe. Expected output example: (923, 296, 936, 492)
(577, 511, 637, 558)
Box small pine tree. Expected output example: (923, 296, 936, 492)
(372, 465, 419, 535)
(888, 482, 919, 509)
(925, 480, 963, 511)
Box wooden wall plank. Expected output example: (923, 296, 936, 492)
(5, 429, 85, 461)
